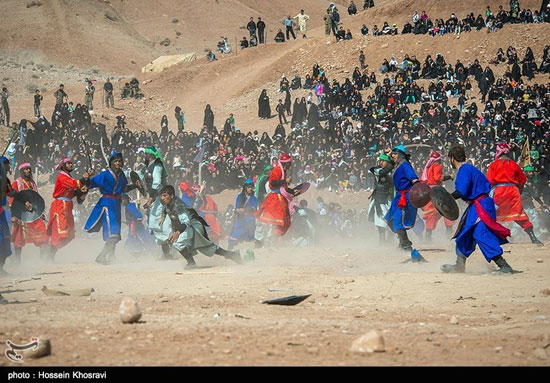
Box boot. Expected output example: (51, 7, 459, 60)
(378, 227, 385, 244)
(12, 248, 22, 266)
(411, 248, 427, 263)
(492, 255, 518, 274)
(180, 248, 197, 270)
(397, 229, 412, 251)
(215, 247, 242, 264)
(525, 227, 543, 246)
(95, 246, 109, 265)
(106, 240, 117, 264)
(441, 256, 466, 273)
(42, 245, 57, 263)
(160, 243, 174, 260)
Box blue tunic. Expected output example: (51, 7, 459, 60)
(84, 169, 128, 241)
(124, 202, 156, 253)
(384, 161, 418, 231)
(454, 163, 506, 261)
(229, 192, 258, 243)
(0, 205, 12, 260)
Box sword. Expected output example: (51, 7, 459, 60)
(99, 136, 109, 166)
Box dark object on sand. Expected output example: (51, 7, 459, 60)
(262, 294, 311, 306)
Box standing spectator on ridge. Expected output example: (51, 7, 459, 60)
(54, 84, 67, 106)
(246, 17, 256, 37)
(84, 80, 95, 111)
(33, 89, 43, 117)
(104, 78, 114, 109)
(330, 6, 340, 36)
(0, 87, 9, 127)
(324, 10, 332, 36)
(283, 15, 296, 40)
(294, 9, 310, 38)
(257, 17, 266, 44)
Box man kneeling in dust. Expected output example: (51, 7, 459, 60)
(149, 185, 241, 269)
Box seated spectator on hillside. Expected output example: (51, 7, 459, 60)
(372, 24, 380, 36)
(250, 34, 258, 47)
(303, 74, 314, 89)
(360, 24, 369, 35)
(279, 75, 290, 92)
(402, 21, 413, 34)
(240, 36, 249, 49)
(345, 29, 353, 40)
(363, 0, 374, 10)
(274, 29, 285, 43)
(291, 74, 302, 90)
(336, 26, 346, 41)
(206, 51, 217, 62)
(348, 1, 357, 15)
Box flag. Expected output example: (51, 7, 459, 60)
(518, 137, 531, 168)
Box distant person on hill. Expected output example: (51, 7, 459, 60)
(0, 87, 9, 126)
(203, 104, 214, 131)
(257, 17, 266, 44)
(276, 99, 287, 125)
(274, 28, 285, 43)
(360, 24, 369, 35)
(104, 78, 114, 108)
(250, 34, 258, 47)
(294, 9, 310, 38)
(240, 36, 249, 49)
(348, 1, 357, 15)
(33, 89, 43, 117)
(283, 15, 296, 40)
(246, 17, 256, 37)
(258, 90, 271, 119)
(324, 10, 332, 36)
(54, 84, 68, 106)
(330, 7, 340, 36)
(345, 29, 353, 40)
(363, 0, 374, 10)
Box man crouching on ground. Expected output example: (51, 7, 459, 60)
(149, 185, 241, 269)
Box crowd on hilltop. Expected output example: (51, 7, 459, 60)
(354, 1, 550, 39)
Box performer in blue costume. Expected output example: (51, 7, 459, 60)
(122, 194, 156, 254)
(85, 152, 142, 264)
(384, 145, 426, 262)
(228, 179, 258, 250)
(441, 146, 518, 273)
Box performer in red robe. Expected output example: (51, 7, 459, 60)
(486, 142, 543, 245)
(45, 158, 91, 260)
(196, 185, 222, 243)
(10, 163, 49, 263)
(255, 153, 293, 237)
(421, 151, 455, 240)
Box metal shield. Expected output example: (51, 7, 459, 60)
(11, 190, 46, 222)
(430, 186, 459, 221)
(409, 182, 431, 208)
(130, 170, 146, 196)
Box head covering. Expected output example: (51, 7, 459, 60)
(420, 151, 442, 182)
(179, 181, 194, 197)
(495, 142, 510, 160)
(244, 178, 254, 186)
(392, 145, 408, 156)
(109, 151, 123, 166)
(379, 153, 390, 162)
(0, 156, 10, 164)
(18, 163, 31, 171)
(523, 165, 534, 172)
(145, 146, 167, 174)
(279, 153, 292, 163)
(55, 157, 72, 170)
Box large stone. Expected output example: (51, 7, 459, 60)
(25, 337, 51, 359)
(350, 330, 385, 353)
(119, 297, 142, 324)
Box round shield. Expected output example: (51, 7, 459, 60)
(11, 190, 45, 222)
(409, 182, 431, 208)
(430, 186, 459, 221)
(292, 182, 310, 197)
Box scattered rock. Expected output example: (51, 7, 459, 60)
(119, 297, 142, 324)
(537, 259, 544, 263)
(160, 297, 169, 303)
(450, 316, 459, 325)
(350, 330, 385, 353)
(26, 1, 41, 8)
(533, 348, 548, 360)
(381, 43, 389, 49)
(172, 18, 180, 24)
(494, 346, 503, 353)
(333, 294, 340, 299)
(540, 289, 550, 296)
(25, 337, 51, 359)
(535, 315, 546, 321)
(160, 38, 171, 47)
(104, 11, 119, 22)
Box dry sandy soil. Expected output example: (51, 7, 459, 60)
(1, 0, 550, 366)
(0, 225, 549, 366)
